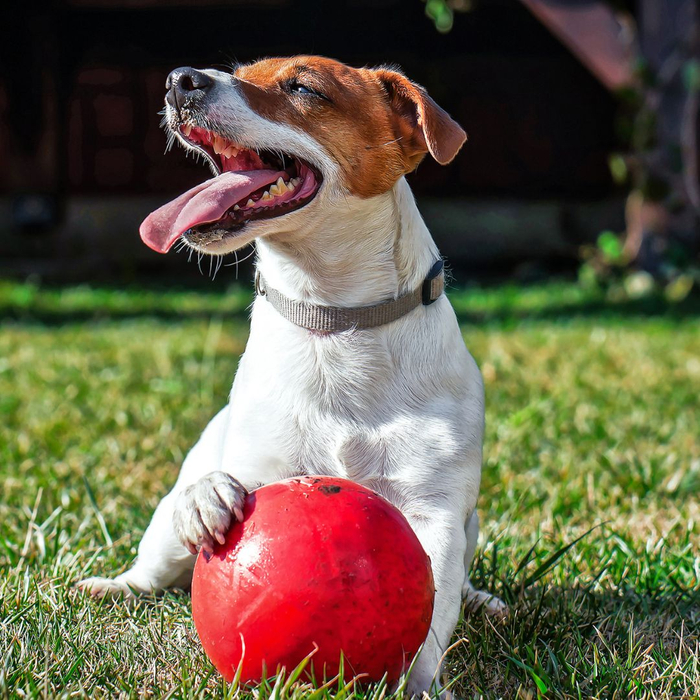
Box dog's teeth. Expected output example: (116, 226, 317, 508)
(272, 177, 288, 196)
(182, 124, 192, 137)
(246, 199, 255, 207)
(233, 204, 240, 211)
(286, 180, 296, 191)
(212, 137, 225, 155)
(261, 191, 272, 201)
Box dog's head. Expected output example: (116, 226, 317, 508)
(140, 56, 466, 255)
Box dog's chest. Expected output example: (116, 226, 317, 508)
(228, 298, 479, 490)
(236, 319, 418, 479)
(282, 337, 399, 479)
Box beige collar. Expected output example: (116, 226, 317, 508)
(255, 260, 445, 333)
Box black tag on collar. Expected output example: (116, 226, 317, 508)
(422, 259, 444, 305)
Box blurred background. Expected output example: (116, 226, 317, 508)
(3, 0, 697, 289)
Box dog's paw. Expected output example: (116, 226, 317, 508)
(173, 471, 248, 555)
(464, 587, 509, 620)
(75, 576, 140, 600)
(404, 668, 447, 700)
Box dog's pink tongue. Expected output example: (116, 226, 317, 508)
(140, 170, 281, 253)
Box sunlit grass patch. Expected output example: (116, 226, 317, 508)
(1, 279, 698, 698)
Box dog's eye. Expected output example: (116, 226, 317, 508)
(291, 83, 314, 95)
(287, 81, 328, 101)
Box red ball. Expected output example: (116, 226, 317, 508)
(191, 476, 434, 685)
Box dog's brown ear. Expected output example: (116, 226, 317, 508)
(373, 68, 467, 167)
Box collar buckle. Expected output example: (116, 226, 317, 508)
(254, 270, 266, 297)
(422, 259, 444, 305)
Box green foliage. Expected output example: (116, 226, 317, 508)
(579, 231, 699, 303)
(422, 0, 472, 33)
(683, 59, 700, 94)
(608, 153, 629, 186)
(424, 0, 454, 33)
(602, 40, 700, 283)
(1, 280, 699, 698)
(596, 230, 625, 264)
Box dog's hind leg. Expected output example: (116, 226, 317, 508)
(462, 511, 508, 617)
(76, 406, 231, 598)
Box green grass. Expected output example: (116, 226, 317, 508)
(1, 279, 699, 698)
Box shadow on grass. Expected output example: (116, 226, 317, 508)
(0, 306, 250, 326)
(2, 279, 700, 326)
(452, 583, 700, 697)
(452, 294, 700, 326)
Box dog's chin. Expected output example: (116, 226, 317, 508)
(181, 225, 252, 255)
(180, 189, 325, 256)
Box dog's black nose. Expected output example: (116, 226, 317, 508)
(166, 67, 213, 111)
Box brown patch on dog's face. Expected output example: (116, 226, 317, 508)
(235, 56, 466, 198)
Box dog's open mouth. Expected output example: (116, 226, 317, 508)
(140, 124, 322, 253)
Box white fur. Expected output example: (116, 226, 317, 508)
(78, 67, 505, 696)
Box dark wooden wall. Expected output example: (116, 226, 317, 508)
(1, 0, 617, 201)
(0, 0, 622, 280)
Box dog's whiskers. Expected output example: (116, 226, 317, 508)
(364, 136, 403, 150)
(212, 255, 224, 281)
(224, 246, 255, 279)
(164, 128, 177, 155)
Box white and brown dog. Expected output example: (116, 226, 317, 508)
(79, 56, 505, 695)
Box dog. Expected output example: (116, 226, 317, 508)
(78, 55, 505, 695)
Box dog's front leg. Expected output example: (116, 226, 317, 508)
(78, 406, 237, 598)
(172, 471, 248, 555)
(403, 511, 469, 697)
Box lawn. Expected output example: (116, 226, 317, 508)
(1, 278, 698, 699)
